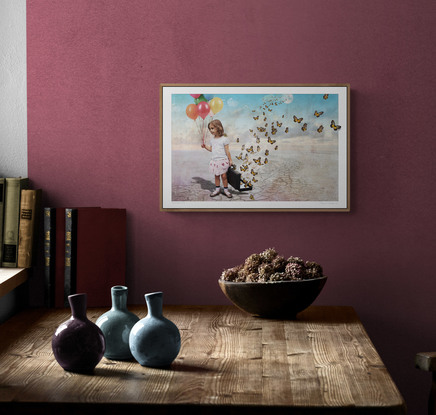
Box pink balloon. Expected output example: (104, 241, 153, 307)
(197, 101, 210, 120)
(190, 94, 201, 99)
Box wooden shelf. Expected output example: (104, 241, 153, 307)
(0, 268, 28, 297)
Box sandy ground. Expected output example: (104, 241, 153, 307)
(171, 141, 338, 203)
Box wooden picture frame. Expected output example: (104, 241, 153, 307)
(160, 84, 350, 212)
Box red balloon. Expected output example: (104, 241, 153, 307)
(186, 104, 198, 120)
(190, 94, 201, 99)
(197, 101, 210, 120)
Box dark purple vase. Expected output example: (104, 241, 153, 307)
(52, 293, 105, 373)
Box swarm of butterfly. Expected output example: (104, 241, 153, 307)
(233, 94, 341, 200)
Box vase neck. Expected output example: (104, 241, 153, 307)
(68, 294, 87, 320)
(111, 286, 128, 311)
(145, 292, 163, 318)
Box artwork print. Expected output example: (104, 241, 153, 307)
(160, 84, 349, 211)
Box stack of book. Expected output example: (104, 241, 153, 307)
(44, 207, 127, 308)
(0, 177, 42, 269)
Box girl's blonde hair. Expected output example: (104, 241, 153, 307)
(208, 119, 224, 137)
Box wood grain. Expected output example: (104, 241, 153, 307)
(0, 305, 406, 414)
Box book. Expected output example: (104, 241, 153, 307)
(64, 208, 78, 306)
(54, 207, 66, 308)
(66, 207, 127, 307)
(17, 189, 42, 268)
(43, 207, 56, 307)
(0, 178, 5, 264)
(2, 178, 29, 267)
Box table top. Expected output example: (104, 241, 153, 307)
(0, 305, 406, 414)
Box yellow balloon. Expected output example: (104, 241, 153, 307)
(209, 97, 223, 115)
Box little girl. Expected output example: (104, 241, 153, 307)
(201, 119, 233, 198)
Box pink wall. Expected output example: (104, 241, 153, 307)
(27, 0, 435, 412)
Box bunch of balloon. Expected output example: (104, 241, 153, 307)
(186, 94, 224, 145)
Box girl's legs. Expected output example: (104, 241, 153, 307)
(210, 175, 221, 197)
(221, 173, 228, 188)
(221, 173, 232, 198)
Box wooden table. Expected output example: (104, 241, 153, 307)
(0, 305, 406, 414)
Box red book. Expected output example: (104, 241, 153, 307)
(74, 208, 126, 307)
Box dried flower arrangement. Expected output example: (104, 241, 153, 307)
(220, 248, 324, 283)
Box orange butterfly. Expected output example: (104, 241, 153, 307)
(330, 120, 341, 131)
(293, 115, 303, 123)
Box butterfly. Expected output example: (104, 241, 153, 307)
(253, 157, 262, 165)
(268, 137, 277, 145)
(257, 127, 266, 132)
(247, 146, 254, 153)
(285, 127, 289, 133)
(301, 123, 307, 132)
(323, 94, 329, 100)
(265, 149, 269, 156)
(251, 169, 258, 176)
(241, 144, 245, 150)
(236, 152, 243, 160)
(252, 177, 258, 183)
(264, 158, 268, 164)
(274, 145, 279, 150)
(256, 137, 260, 143)
(249, 129, 253, 133)
(236, 137, 240, 143)
(293, 115, 303, 123)
(253, 116, 259, 120)
(240, 164, 248, 172)
(249, 194, 255, 200)
(330, 120, 341, 131)
(317, 125, 324, 133)
(277, 122, 282, 127)
(264, 117, 267, 122)
(314, 110, 324, 117)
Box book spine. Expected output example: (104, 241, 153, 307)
(43, 207, 56, 308)
(17, 189, 42, 268)
(64, 208, 77, 306)
(0, 178, 5, 264)
(2, 178, 29, 267)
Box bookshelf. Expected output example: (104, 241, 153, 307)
(0, 267, 28, 297)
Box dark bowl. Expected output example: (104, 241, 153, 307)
(218, 276, 327, 319)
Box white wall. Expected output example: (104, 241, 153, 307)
(0, 0, 27, 321)
(0, 0, 27, 177)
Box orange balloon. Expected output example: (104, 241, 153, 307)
(186, 104, 198, 120)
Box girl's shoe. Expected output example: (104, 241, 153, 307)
(210, 188, 221, 197)
(223, 188, 233, 198)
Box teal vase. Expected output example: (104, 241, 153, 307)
(96, 286, 139, 360)
(129, 292, 181, 368)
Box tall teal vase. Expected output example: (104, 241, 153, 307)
(96, 286, 139, 360)
(129, 292, 181, 368)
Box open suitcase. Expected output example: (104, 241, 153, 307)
(226, 166, 253, 192)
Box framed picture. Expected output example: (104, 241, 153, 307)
(160, 84, 350, 211)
